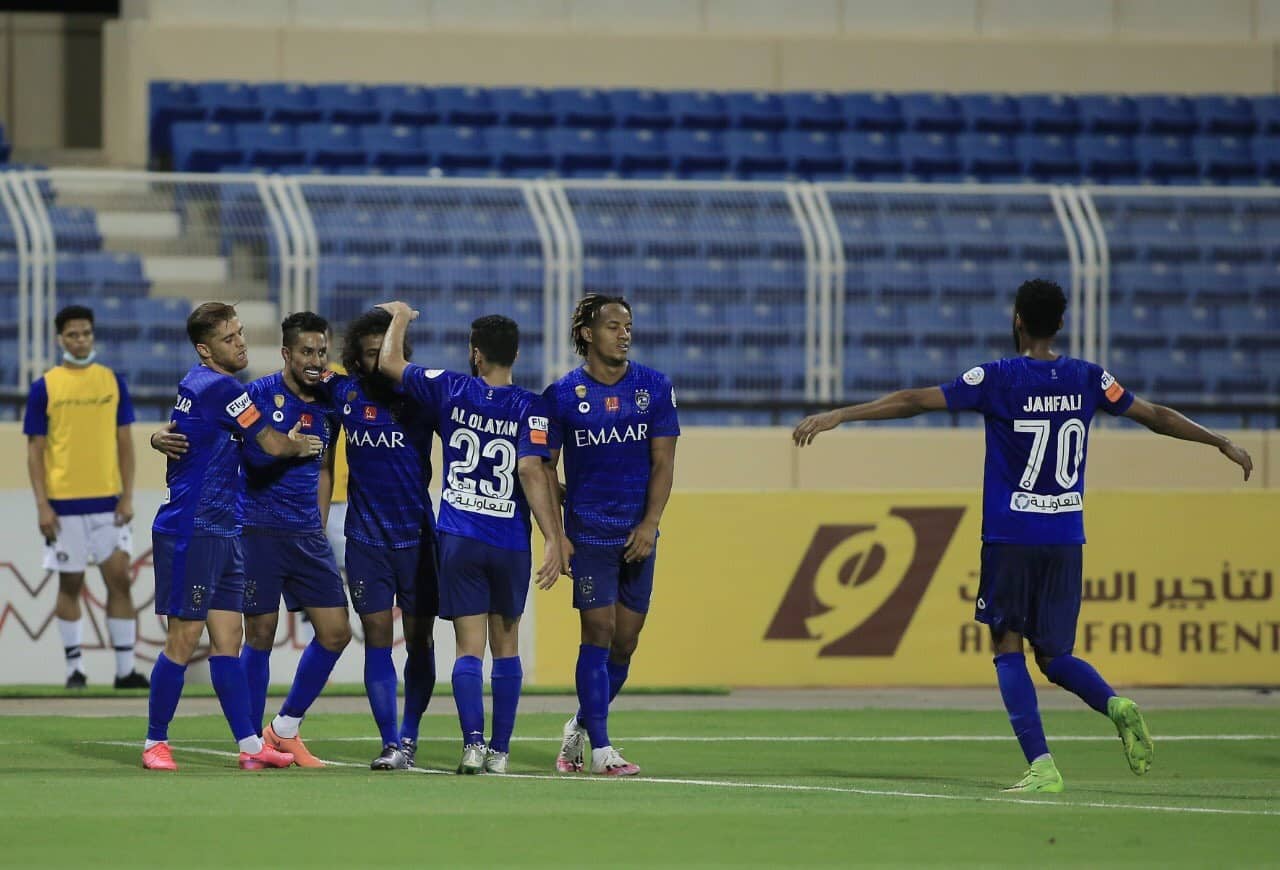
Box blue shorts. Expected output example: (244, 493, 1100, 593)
(570, 543, 656, 614)
(345, 534, 439, 618)
(976, 543, 1083, 658)
(438, 531, 531, 620)
(242, 530, 348, 615)
(152, 532, 245, 620)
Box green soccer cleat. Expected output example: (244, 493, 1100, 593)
(1107, 696, 1154, 776)
(1002, 757, 1064, 793)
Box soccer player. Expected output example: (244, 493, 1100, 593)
(142, 302, 322, 772)
(544, 294, 679, 776)
(793, 279, 1253, 793)
(377, 304, 565, 775)
(237, 312, 352, 767)
(320, 308, 439, 770)
(24, 305, 149, 690)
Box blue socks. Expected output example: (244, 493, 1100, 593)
(239, 644, 271, 735)
(146, 653, 186, 742)
(364, 646, 399, 746)
(451, 655, 485, 745)
(1044, 654, 1116, 715)
(208, 655, 256, 743)
(575, 644, 611, 749)
(576, 656, 629, 723)
(280, 640, 342, 720)
(994, 652, 1049, 764)
(489, 656, 523, 754)
(401, 644, 436, 743)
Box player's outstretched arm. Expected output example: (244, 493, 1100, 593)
(257, 420, 324, 459)
(519, 456, 564, 590)
(148, 422, 189, 460)
(1123, 396, 1253, 481)
(375, 301, 419, 383)
(792, 387, 948, 447)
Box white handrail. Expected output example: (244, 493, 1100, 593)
(1049, 186, 1085, 361)
(1076, 189, 1110, 371)
(0, 174, 32, 384)
(785, 184, 821, 403)
(256, 174, 295, 316)
(810, 185, 846, 401)
(520, 181, 558, 388)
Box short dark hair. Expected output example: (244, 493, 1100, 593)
(340, 307, 411, 373)
(1014, 279, 1067, 339)
(571, 294, 632, 357)
(55, 305, 94, 334)
(186, 302, 238, 346)
(281, 311, 329, 349)
(471, 315, 519, 367)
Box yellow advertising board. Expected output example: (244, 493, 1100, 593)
(533, 491, 1279, 686)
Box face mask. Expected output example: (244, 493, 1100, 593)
(63, 349, 96, 367)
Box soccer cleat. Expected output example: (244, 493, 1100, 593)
(590, 746, 640, 777)
(457, 742, 487, 775)
(483, 749, 509, 775)
(1107, 696, 1154, 776)
(142, 742, 177, 771)
(263, 724, 323, 768)
(238, 744, 294, 770)
(370, 744, 408, 771)
(114, 671, 150, 689)
(399, 737, 417, 768)
(555, 715, 586, 773)
(65, 671, 87, 690)
(1002, 757, 1064, 793)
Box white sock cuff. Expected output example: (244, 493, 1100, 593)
(107, 617, 136, 647)
(271, 714, 303, 739)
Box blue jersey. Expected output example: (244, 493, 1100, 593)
(400, 364, 550, 552)
(544, 363, 680, 547)
(321, 370, 435, 549)
(942, 356, 1135, 546)
(240, 372, 339, 534)
(153, 364, 268, 538)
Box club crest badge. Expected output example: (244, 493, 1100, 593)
(634, 389, 650, 411)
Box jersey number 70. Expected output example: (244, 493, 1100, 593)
(1013, 418, 1086, 490)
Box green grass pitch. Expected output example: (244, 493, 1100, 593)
(1, 707, 1277, 867)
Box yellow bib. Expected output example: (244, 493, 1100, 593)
(42, 364, 123, 501)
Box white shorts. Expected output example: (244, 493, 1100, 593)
(325, 502, 347, 571)
(43, 512, 133, 573)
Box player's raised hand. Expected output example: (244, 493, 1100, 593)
(375, 301, 419, 321)
(792, 410, 842, 447)
(149, 421, 189, 459)
(287, 421, 325, 458)
(1220, 441, 1253, 481)
(623, 520, 657, 563)
(535, 538, 561, 590)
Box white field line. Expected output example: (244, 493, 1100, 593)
(90, 740, 1280, 819)
(158, 734, 1280, 744)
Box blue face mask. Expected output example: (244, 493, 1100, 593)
(62, 349, 96, 367)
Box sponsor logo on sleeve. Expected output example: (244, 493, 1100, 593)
(1101, 370, 1126, 403)
(528, 415, 549, 445)
(670, 386, 677, 408)
(226, 393, 260, 428)
(962, 366, 985, 386)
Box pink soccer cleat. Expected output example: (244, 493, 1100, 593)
(238, 744, 294, 770)
(142, 742, 177, 771)
(590, 746, 640, 777)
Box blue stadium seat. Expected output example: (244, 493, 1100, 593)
(172, 122, 243, 172)
(870, 259, 932, 301)
(196, 82, 263, 124)
(313, 84, 380, 125)
(1078, 95, 1139, 134)
(300, 123, 367, 169)
(898, 133, 961, 177)
(1136, 135, 1197, 184)
(611, 128, 672, 176)
(726, 92, 786, 131)
(1194, 95, 1255, 135)
(436, 87, 498, 126)
(1111, 303, 1167, 348)
(547, 127, 612, 176)
(959, 94, 1021, 133)
(957, 132, 1019, 180)
(780, 130, 842, 178)
(1197, 215, 1264, 262)
(316, 209, 390, 256)
(1147, 348, 1208, 401)
(1112, 261, 1181, 304)
(150, 82, 206, 158)
(843, 93, 904, 132)
(1184, 262, 1251, 304)
(943, 214, 1012, 260)
(492, 127, 554, 176)
(236, 122, 305, 169)
(1251, 134, 1280, 181)
(257, 83, 323, 124)
(612, 89, 673, 129)
(881, 216, 947, 261)
(90, 252, 150, 296)
(668, 129, 728, 177)
(782, 92, 844, 131)
(669, 91, 729, 129)
(1255, 95, 1280, 135)
(1136, 95, 1197, 135)
(1193, 134, 1255, 183)
(423, 126, 493, 173)
(550, 88, 614, 129)
(1017, 94, 1080, 134)
(839, 132, 903, 177)
(1007, 214, 1069, 261)
(900, 93, 963, 132)
(844, 345, 903, 393)
(1131, 215, 1197, 263)
(932, 260, 997, 301)
(373, 85, 440, 126)
(1078, 134, 1139, 182)
(492, 87, 555, 128)
(363, 124, 428, 169)
(1016, 133, 1079, 181)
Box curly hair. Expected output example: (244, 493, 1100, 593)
(1014, 279, 1067, 339)
(570, 294, 631, 357)
(340, 308, 411, 408)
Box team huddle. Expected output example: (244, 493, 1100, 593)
(139, 294, 676, 776)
